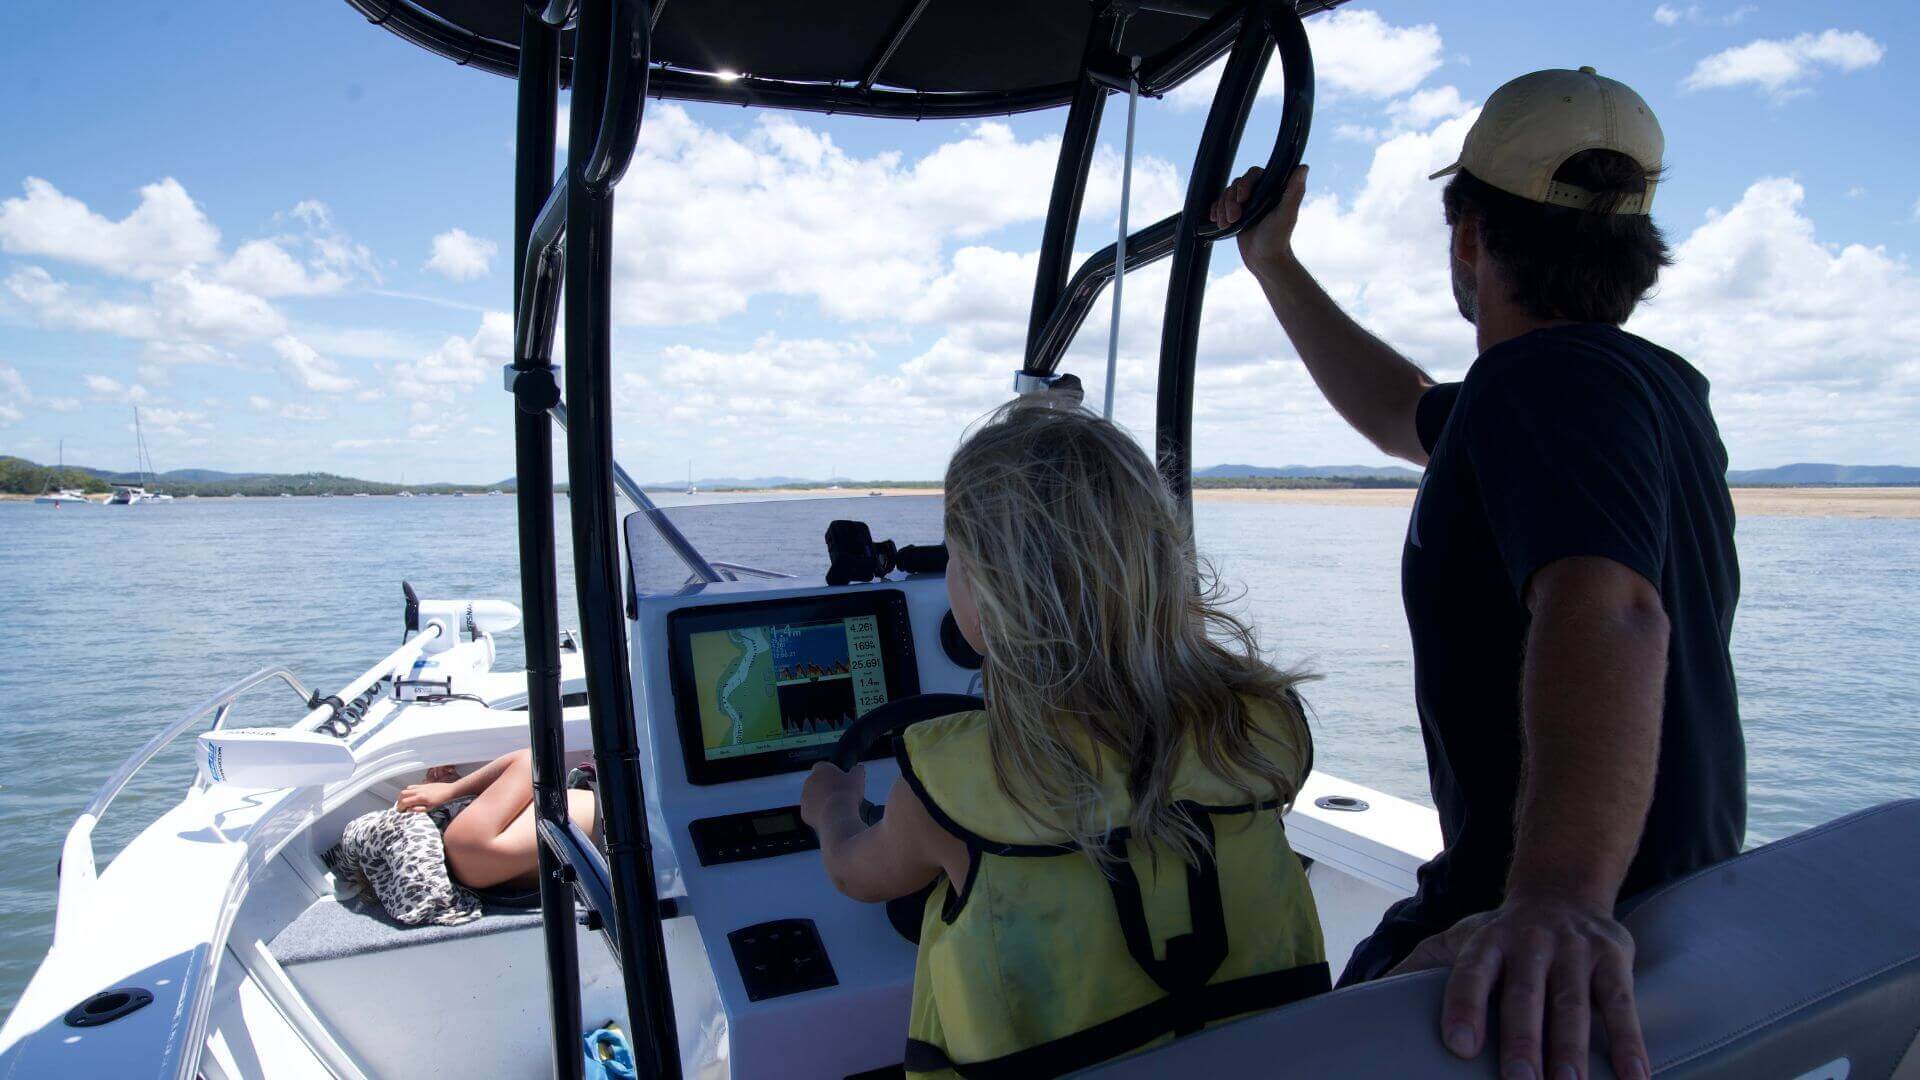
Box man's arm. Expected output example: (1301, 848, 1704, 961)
(1211, 165, 1436, 464)
(1398, 555, 1665, 1080)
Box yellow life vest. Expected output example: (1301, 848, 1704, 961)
(895, 695, 1328, 1078)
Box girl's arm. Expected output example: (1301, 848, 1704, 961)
(398, 749, 528, 812)
(800, 765, 965, 903)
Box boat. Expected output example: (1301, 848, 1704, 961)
(396, 490, 415, 498)
(109, 409, 171, 504)
(33, 439, 94, 506)
(4, 3, 1915, 1079)
(686, 461, 697, 496)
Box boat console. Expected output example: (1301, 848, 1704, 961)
(627, 510, 981, 1077)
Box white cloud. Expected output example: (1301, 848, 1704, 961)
(1171, 9, 1444, 109)
(45, 396, 79, 413)
(1625, 177, 1920, 462)
(0, 365, 28, 425)
(279, 402, 332, 422)
(425, 228, 499, 281)
(1654, 4, 1755, 27)
(391, 310, 514, 401)
(248, 394, 275, 411)
(139, 406, 208, 436)
(83, 374, 152, 404)
(1684, 30, 1885, 99)
(271, 335, 355, 393)
(0, 177, 221, 278)
(218, 238, 349, 296)
(605, 107, 1180, 327)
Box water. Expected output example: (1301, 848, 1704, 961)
(1, 494, 1916, 1015)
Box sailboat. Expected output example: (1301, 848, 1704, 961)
(685, 460, 697, 495)
(107, 408, 171, 504)
(33, 440, 93, 506)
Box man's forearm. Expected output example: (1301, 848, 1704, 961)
(1251, 257, 1435, 465)
(1509, 591, 1669, 905)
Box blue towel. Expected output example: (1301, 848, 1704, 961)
(583, 1024, 636, 1080)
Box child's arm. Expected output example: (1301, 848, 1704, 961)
(801, 763, 965, 903)
(398, 749, 528, 812)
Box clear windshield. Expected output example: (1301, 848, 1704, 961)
(624, 494, 944, 596)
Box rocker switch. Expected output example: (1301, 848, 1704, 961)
(728, 918, 837, 1001)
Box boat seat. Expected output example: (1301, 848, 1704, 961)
(268, 891, 546, 967)
(1089, 798, 1920, 1077)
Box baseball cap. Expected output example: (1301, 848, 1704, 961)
(1429, 67, 1663, 215)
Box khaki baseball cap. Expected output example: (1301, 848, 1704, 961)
(1430, 66, 1663, 214)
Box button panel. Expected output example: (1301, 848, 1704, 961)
(729, 918, 838, 1001)
(689, 806, 820, 866)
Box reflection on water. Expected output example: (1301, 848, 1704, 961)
(0, 492, 1914, 1011)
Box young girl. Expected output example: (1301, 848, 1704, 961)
(800, 398, 1327, 1077)
(397, 750, 599, 890)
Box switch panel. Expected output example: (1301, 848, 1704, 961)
(689, 806, 819, 866)
(729, 918, 838, 1001)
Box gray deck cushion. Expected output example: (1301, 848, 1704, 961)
(269, 891, 546, 966)
(1088, 798, 1920, 1077)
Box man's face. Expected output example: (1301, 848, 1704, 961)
(1450, 219, 1478, 324)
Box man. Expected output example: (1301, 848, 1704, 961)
(1211, 69, 1742, 1080)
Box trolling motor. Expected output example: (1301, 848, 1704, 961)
(396, 580, 523, 700)
(824, 521, 947, 586)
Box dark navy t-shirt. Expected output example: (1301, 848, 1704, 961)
(1347, 323, 1744, 981)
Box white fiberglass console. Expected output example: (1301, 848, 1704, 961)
(626, 502, 978, 1077)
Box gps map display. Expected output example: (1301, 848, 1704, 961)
(690, 615, 890, 761)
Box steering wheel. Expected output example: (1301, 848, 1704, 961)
(829, 692, 985, 774)
(826, 691, 984, 944)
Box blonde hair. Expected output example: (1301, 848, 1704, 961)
(943, 397, 1312, 866)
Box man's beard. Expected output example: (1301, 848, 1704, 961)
(1451, 255, 1477, 323)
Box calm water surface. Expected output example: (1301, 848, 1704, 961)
(0, 494, 1915, 1014)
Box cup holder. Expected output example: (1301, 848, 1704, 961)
(1314, 795, 1370, 813)
(64, 987, 154, 1028)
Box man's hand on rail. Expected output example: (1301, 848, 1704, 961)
(1208, 163, 1308, 276)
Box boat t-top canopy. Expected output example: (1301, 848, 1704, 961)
(344, 2, 1334, 1075)
(350, 0, 1338, 117)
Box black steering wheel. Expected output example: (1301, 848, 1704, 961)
(826, 691, 984, 944)
(829, 692, 985, 774)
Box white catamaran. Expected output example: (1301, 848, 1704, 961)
(32, 439, 94, 506)
(3, 2, 1914, 1079)
(106, 407, 173, 505)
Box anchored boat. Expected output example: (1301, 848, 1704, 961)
(3, 2, 1915, 1078)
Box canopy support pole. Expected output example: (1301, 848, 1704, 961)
(507, 13, 580, 1080)
(1103, 55, 1140, 420)
(1155, 1, 1274, 521)
(557, 0, 682, 1076)
(1024, 14, 1116, 368)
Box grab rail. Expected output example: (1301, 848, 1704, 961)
(1024, 0, 1313, 376)
(55, 666, 308, 944)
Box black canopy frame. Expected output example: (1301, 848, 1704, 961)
(458, 0, 1331, 1075)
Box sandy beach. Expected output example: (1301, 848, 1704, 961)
(731, 485, 1920, 519)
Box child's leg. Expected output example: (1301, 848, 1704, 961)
(442, 749, 598, 888)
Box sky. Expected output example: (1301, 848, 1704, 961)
(0, 2, 1915, 484)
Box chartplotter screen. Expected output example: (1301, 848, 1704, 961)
(668, 590, 918, 784)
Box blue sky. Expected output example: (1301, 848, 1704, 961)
(1, 2, 1915, 483)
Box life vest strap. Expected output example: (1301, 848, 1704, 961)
(901, 961, 1332, 1078)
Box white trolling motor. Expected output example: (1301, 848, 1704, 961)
(397, 580, 522, 701)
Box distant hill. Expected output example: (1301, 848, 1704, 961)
(1197, 463, 1425, 482)
(1725, 463, 1920, 486)
(0, 455, 509, 497)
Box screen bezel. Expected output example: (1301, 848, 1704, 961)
(666, 589, 920, 785)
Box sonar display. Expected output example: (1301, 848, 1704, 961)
(690, 614, 888, 760)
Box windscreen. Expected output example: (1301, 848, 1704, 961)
(624, 494, 944, 597)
